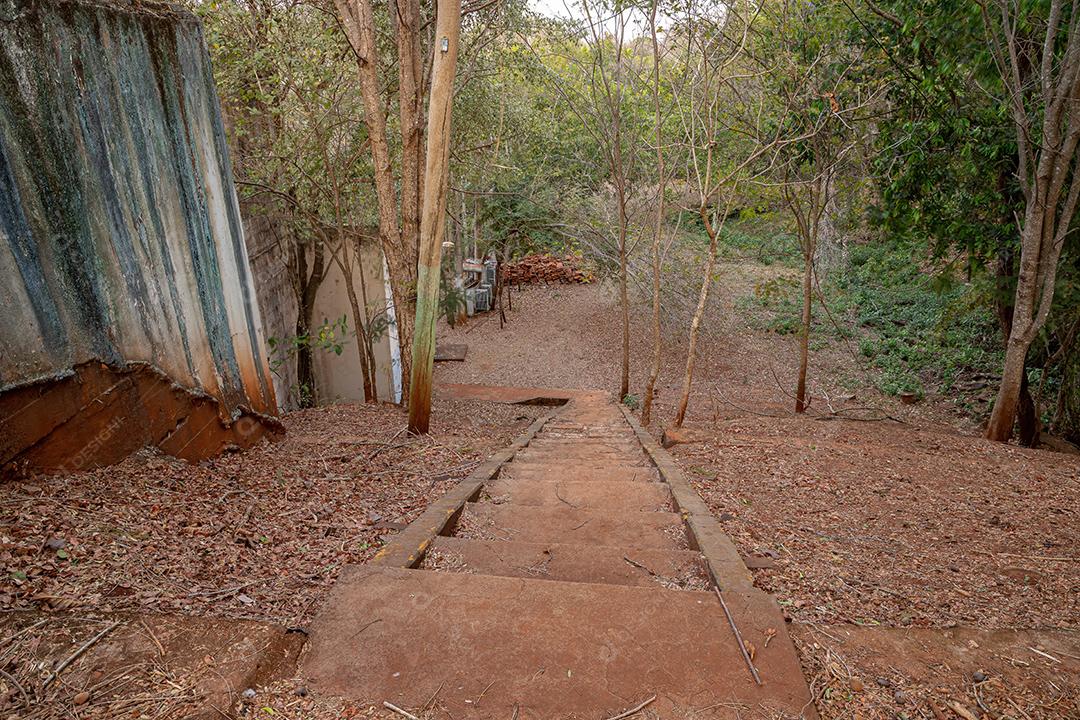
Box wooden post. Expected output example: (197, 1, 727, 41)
(407, 0, 462, 434)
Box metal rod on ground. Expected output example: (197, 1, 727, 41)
(383, 701, 420, 720)
(603, 694, 656, 720)
(43, 620, 122, 688)
(714, 587, 763, 686)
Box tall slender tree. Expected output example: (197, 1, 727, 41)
(409, 0, 464, 433)
(980, 0, 1080, 441)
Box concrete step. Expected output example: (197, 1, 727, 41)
(482, 477, 672, 512)
(511, 450, 649, 466)
(528, 437, 641, 451)
(550, 416, 625, 425)
(544, 421, 627, 430)
(423, 536, 710, 589)
(499, 462, 658, 483)
(455, 502, 690, 550)
(523, 435, 637, 446)
(513, 451, 645, 466)
(304, 565, 814, 719)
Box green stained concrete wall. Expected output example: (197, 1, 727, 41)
(0, 0, 275, 420)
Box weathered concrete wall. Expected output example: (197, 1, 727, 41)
(240, 205, 397, 409)
(312, 237, 396, 404)
(0, 0, 280, 474)
(241, 206, 300, 407)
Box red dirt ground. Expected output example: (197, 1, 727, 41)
(0, 400, 540, 719)
(4, 264, 1078, 719)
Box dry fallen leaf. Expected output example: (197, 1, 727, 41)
(763, 627, 777, 648)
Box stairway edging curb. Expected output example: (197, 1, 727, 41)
(617, 404, 755, 592)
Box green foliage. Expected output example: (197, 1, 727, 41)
(439, 283, 468, 323)
(621, 394, 640, 410)
(267, 315, 351, 405)
(838, 242, 1000, 396)
(744, 237, 1002, 398)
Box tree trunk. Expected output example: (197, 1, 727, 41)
(991, 243, 1039, 444)
(340, 240, 375, 403)
(987, 333, 1030, 440)
(618, 210, 630, 400)
(980, 3, 1080, 441)
(674, 208, 720, 427)
(407, 0, 462, 434)
(334, 0, 419, 405)
(795, 248, 813, 413)
(641, 0, 664, 428)
(295, 316, 316, 407)
(294, 235, 326, 408)
(987, 214, 1040, 445)
(390, 0, 424, 271)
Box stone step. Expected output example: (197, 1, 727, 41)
(482, 477, 672, 511)
(536, 433, 639, 443)
(528, 437, 641, 450)
(424, 536, 710, 590)
(548, 418, 626, 425)
(455, 502, 690, 550)
(499, 462, 658, 483)
(513, 451, 645, 466)
(544, 421, 627, 430)
(304, 566, 813, 719)
(512, 449, 649, 466)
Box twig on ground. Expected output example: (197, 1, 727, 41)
(623, 556, 658, 576)
(423, 681, 444, 711)
(187, 580, 262, 599)
(475, 679, 496, 704)
(1028, 646, 1061, 663)
(383, 700, 421, 719)
(368, 427, 411, 461)
(234, 502, 255, 535)
(715, 588, 763, 686)
(946, 699, 980, 720)
(43, 620, 122, 688)
(812, 406, 906, 423)
(140, 619, 165, 657)
(0, 618, 47, 647)
(603, 695, 656, 720)
(768, 363, 801, 403)
(0, 666, 29, 708)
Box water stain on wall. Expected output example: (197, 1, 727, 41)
(0, 0, 280, 474)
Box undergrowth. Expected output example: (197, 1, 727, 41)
(747, 239, 1002, 399)
(680, 210, 801, 267)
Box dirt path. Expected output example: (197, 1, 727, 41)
(303, 391, 815, 719)
(434, 276, 962, 429)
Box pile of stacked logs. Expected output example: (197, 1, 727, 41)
(502, 254, 593, 285)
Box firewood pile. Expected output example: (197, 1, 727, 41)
(503, 254, 593, 285)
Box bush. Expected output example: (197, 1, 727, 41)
(741, 235, 1003, 400)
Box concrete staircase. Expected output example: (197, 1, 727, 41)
(304, 392, 815, 719)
